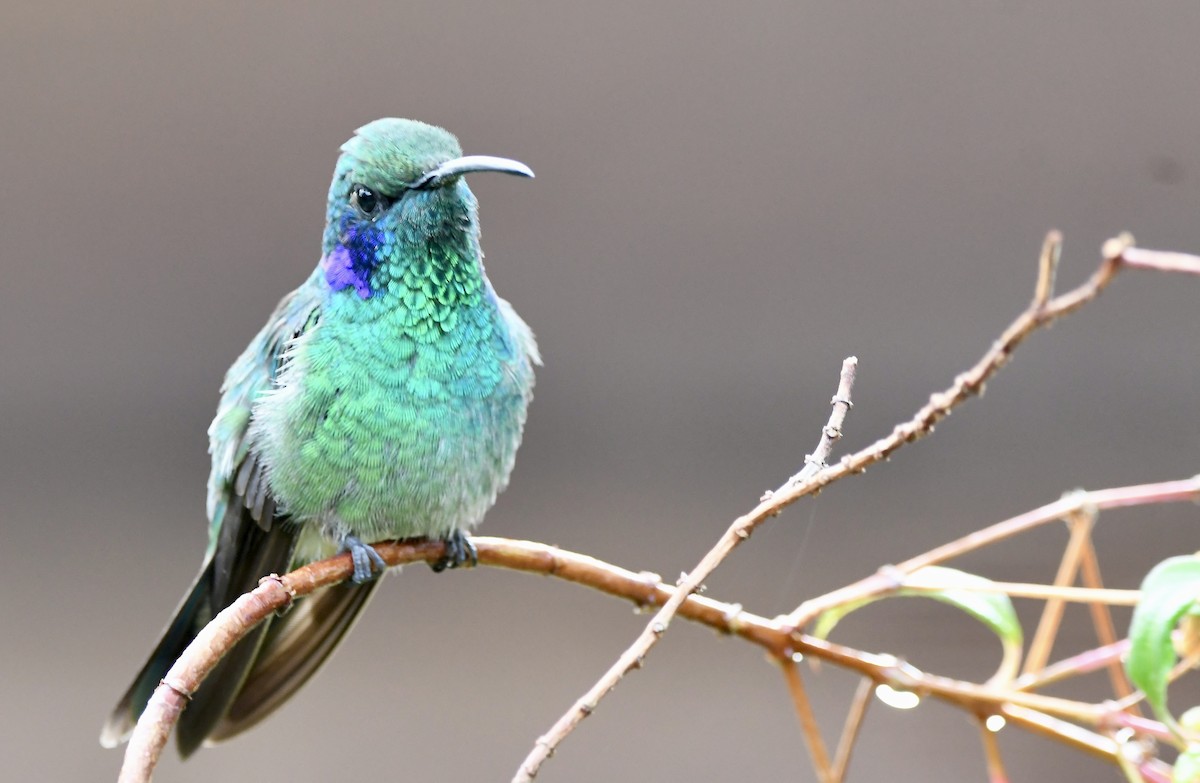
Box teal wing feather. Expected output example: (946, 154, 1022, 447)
(207, 270, 325, 545)
(195, 268, 382, 749)
(101, 272, 324, 754)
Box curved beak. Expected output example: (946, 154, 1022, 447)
(411, 155, 534, 189)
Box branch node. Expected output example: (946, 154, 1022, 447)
(258, 572, 295, 613)
(638, 570, 663, 588)
(1102, 232, 1135, 263)
(158, 677, 193, 701)
(722, 603, 745, 633)
(876, 564, 905, 590)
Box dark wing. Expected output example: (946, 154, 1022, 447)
(204, 267, 386, 744)
(208, 578, 380, 741)
(101, 273, 324, 754)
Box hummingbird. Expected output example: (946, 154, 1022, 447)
(100, 118, 539, 756)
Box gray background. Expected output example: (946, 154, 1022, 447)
(3, 3, 1198, 781)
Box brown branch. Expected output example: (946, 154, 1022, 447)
(118, 539, 440, 783)
(118, 536, 813, 783)
(1023, 510, 1096, 676)
(1014, 640, 1129, 692)
(511, 355, 860, 782)
(831, 677, 873, 783)
(120, 470, 1196, 782)
(1001, 704, 1119, 762)
(978, 715, 1009, 783)
(897, 576, 1141, 606)
(789, 477, 1200, 628)
(1078, 537, 1138, 706)
(1119, 245, 1200, 275)
(778, 656, 834, 783)
(1032, 230, 1063, 308)
(513, 232, 1200, 781)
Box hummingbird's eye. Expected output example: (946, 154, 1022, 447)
(350, 184, 383, 217)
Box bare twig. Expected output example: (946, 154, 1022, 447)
(1014, 640, 1129, 692)
(511, 355, 860, 782)
(778, 657, 834, 783)
(831, 677, 873, 783)
(1102, 710, 1180, 745)
(117, 539, 440, 783)
(898, 576, 1141, 606)
(1023, 510, 1096, 676)
(1078, 538, 1138, 706)
(118, 536, 820, 782)
(119, 470, 1195, 782)
(513, 233, 1200, 781)
(790, 477, 1200, 628)
(1119, 245, 1200, 275)
(1032, 230, 1063, 308)
(978, 715, 1009, 783)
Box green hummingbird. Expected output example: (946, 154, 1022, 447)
(100, 118, 539, 756)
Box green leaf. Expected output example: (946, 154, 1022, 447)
(813, 565, 1024, 681)
(1126, 554, 1200, 731)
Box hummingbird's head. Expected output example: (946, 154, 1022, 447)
(321, 118, 532, 299)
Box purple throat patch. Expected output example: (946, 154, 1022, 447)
(322, 245, 373, 299)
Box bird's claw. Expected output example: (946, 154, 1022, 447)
(340, 535, 387, 583)
(431, 531, 477, 573)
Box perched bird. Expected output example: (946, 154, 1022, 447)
(100, 118, 539, 756)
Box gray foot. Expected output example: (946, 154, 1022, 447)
(431, 530, 477, 573)
(341, 535, 386, 583)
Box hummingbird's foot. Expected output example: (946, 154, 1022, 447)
(340, 535, 387, 583)
(431, 530, 477, 573)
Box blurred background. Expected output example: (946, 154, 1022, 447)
(2, 3, 1198, 781)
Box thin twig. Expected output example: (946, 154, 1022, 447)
(510, 355, 860, 782)
(1023, 510, 1096, 676)
(1079, 537, 1138, 706)
(1102, 711, 1179, 744)
(777, 656, 834, 783)
(1033, 230, 1063, 308)
(899, 575, 1141, 606)
(514, 234, 1200, 781)
(118, 536, 818, 782)
(999, 705, 1119, 761)
(117, 539, 439, 783)
(831, 677, 873, 783)
(790, 477, 1200, 628)
(119, 471, 1195, 783)
(1014, 640, 1130, 692)
(1119, 245, 1200, 275)
(978, 715, 1009, 783)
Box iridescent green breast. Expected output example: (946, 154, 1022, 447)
(252, 249, 536, 544)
